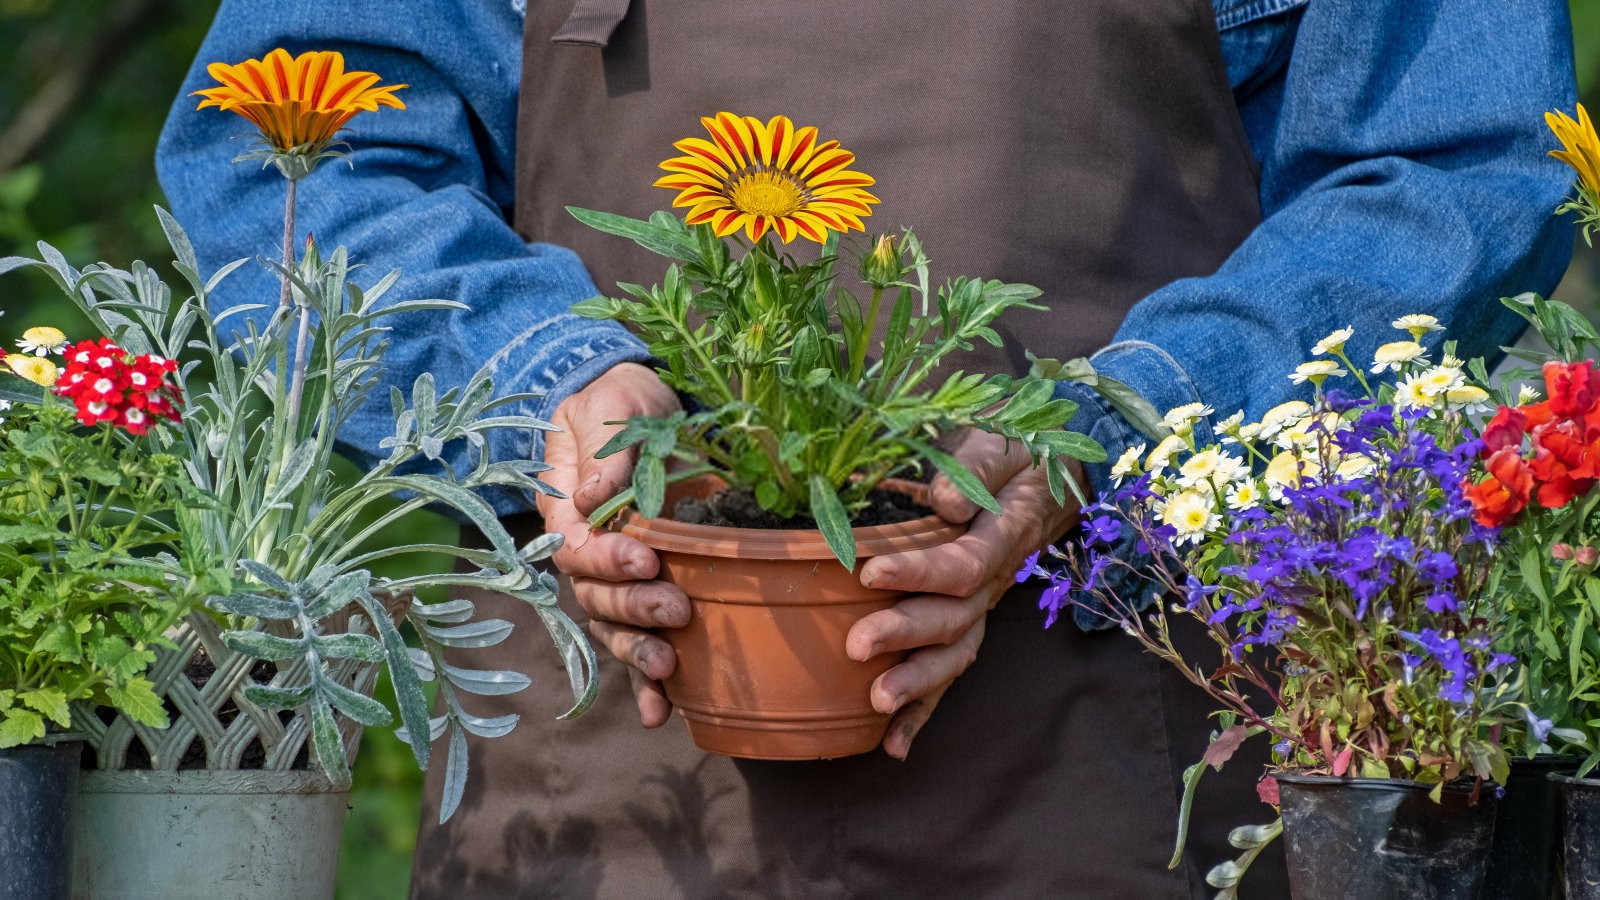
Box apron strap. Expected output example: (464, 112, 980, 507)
(551, 0, 633, 47)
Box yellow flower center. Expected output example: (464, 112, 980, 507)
(728, 170, 806, 217)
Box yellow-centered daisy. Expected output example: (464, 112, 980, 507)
(195, 49, 407, 154)
(15, 326, 67, 356)
(4, 353, 59, 387)
(656, 113, 879, 243)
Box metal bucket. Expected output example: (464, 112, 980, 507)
(71, 770, 348, 900)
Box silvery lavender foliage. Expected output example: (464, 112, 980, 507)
(3, 210, 597, 823)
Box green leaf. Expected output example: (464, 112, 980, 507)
(309, 698, 352, 788)
(809, 474, 856, 571)
(105, 679, 167, 728)
(207, 592, 299, 620)
(311, 633, 385, 662)
(304, 570, 372, 620)
(18, 689, 70, 728)
(242, 684, 314, 709)
(634, 453, 667, 519)
(0, 709, 45, 748)
(359, 590, 432, 771)
(318, 673, 393, 728)
(565, 207, 699, 260)
(222, 630, 308, 661)
(904, 438, 1001, 516)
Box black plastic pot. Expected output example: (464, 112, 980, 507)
(1553, 773, 1600, 899)
(1277, 774, 1498, 900)
(1483, 755, 1574, 900)
(0, 742, 81, 900)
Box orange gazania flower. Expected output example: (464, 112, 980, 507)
(194, 49, 407, 153)
(656, 113, 878, 243)
(1547, 103, 1600, 201)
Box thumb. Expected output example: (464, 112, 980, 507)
(926, 430, 1032, 524)
(571, 415, 639, 518)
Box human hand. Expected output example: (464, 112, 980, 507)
(536, 362, 687, 728)
(845, 430, 1084, 759)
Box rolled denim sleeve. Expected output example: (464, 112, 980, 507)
(155, 0, 649, 514)
(1060, 0, 1576, 508)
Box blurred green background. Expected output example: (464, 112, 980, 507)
(2, 2, 1599, 896)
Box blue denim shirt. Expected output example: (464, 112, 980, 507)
(157, 0, 1577, 523)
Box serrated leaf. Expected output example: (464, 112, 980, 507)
(0, 709, 45, 748)
(105, 679, 166, 728)
(18, 689, 70, 728)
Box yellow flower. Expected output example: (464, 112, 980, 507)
(1225, 479, 1263, 511)
(1258, 400, 1310, 439)
(1312, 326, 1354, 357)
(1160, 490, 1218, 546)
(1162, 402, 1213, 436)
(1416, 365, 1465, 397)
(1548, 104, 1600, 200)
(16, 326, 67, 356)
(4, 353, 59, 386)
(1264, 451, 1318, 500)
(194, 49, 407, 154)
(1146, 434, 1188, 471)
(1370, 340, 1426, 374)
(656, 113, 879, 243)
(1288, 359, 1346, 387)
(1391, 314, 1443, 341)
(1110, 443, 1146, 483)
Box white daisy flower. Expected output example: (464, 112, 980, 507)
(1110, 443, 1146, 483)
(1312, 326, 1354, 356)
(1395, 373, 1438, 410)
(1370, 340, 1427, 374)
(1232, 421, 1264, 444)
(1392, 313, 1443, 340)
(1177, 448, 1246, 491)
(1288, 360, 1347, 385)
(1258, 400, 1311, 439)
(1225, 479, 1264, 511)
(1162, 402, 1214, 436)
(1518, 384, 1542, 405)
(1216, 409, 1245, 434)
(1275, 412, 1344, 450)
(14, 326, 67, 357)
(1334, 453, 1378, 479)
(1160, 490, 1220, 545)
(1416, 365, 1465, 397)
(1146, 434, 1189, 472)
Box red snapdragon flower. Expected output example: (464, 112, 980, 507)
(51, 339, 183, 435)
(1464, 446, 1534, 528)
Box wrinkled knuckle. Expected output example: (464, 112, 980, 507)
(949, 546, 988, 596)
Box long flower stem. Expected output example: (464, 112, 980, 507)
(277, 178, 297, 310)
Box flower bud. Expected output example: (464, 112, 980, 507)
(1579, 546, 1599, 566)
(1552, 542, 1575, 561)
(859, 234, 900, 288)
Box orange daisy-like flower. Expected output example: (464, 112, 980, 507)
(655, 113, 878, 243)
(1548, 103, 1600, 201)
(194, 48, 407, 154)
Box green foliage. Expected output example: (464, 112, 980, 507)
(571, 209, 1104, 567)
(0, 210, 594, 823)
(0, 402, 198, 747)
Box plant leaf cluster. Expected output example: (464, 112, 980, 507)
(0, 402, 198, 747)
(569, 208, 1105, 568)
(0, 210, 595, 821)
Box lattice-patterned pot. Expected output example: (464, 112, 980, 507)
(69, 610, 381, 900)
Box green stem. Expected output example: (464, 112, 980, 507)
(849, 286, 883, 383)
(277, 178, 297, 310)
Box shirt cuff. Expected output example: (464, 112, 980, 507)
(478, 320, 652, 515)
(1051, 339, 1209, 631)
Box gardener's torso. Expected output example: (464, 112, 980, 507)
(409, 2, 1279, 897)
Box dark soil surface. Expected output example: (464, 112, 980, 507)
(675, 485, 932, 529)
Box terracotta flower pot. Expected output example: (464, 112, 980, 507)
(618, 476, 963, 760)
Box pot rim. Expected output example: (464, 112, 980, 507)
(1273, 773, 1482, 794)
(619, 475, 966, 560)
(1548, 772, 1600, 787)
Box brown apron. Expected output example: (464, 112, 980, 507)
(411, 1, 1286, 896)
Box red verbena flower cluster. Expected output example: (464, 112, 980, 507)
(52, 338, 183, 435)
(1464, 359, 1600, 527)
